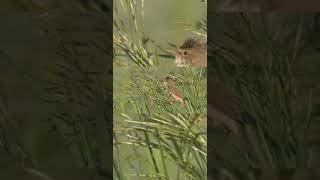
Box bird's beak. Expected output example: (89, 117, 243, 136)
(168, 42, 177, 48)
(169, 49, 184, 57)
(166, 49, 178, 55)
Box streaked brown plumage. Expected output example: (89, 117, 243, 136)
(172, 38, 245, 133)
(170, 37, 254, 153)
(171, 37, 254, 152)
(164, 77, 186, 106)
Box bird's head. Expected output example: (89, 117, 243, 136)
(169, 38, 207, 67)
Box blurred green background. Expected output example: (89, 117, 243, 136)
(143, 0, 206, 48)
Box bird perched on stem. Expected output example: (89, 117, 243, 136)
(163, 77, 186, 106)
(171, 37, 255, 154)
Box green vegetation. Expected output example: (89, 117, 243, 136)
(113, 0, 207, 179)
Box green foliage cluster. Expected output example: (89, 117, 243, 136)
(113, 0, 207, 179)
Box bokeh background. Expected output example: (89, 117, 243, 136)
(143, 0, 206, 48)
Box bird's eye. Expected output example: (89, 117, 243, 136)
(183, 50, 188, 56)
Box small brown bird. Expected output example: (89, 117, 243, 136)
(164, 77, 186, 106)
(171, 38, 252, 149)
(171, 38, 207, 67)
(170, 37, 254, 153)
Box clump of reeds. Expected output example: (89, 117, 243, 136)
(113, 0, 208, 179)
(113, 67, 207, 179)
(113, 0, 156, 67)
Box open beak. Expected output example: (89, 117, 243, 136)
(160, 49, 177, 57)
(166, 49, 177, 55)
(168, 49, 183, 57)
(168, 43, 177, 48)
